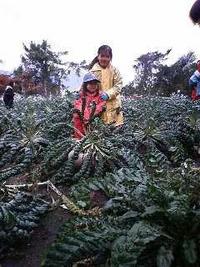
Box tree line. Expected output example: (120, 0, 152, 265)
(0, 40, 197, 97)
(0, 40, 87, 96)
(123, 50, 196, 97)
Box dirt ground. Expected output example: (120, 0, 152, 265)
(0, 174, 71, 267)
(1, 207, 70, 267)
(0, 172, 108, 267)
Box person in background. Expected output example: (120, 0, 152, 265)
(189, 60, 200, 101)
(89, 45, 124, 126)
(3, 81, 14, 108)
(72, 72, 106, 139)
(190, 0, 200, 24)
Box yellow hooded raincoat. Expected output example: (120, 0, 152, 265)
(91, 63, 123, 126)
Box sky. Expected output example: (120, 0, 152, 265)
(0, 0, 199, 87)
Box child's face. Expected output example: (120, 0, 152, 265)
(98, 52, 111, 68)
(86, 81, 99, 94)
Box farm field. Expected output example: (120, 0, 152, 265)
(0, 94, 200, 267)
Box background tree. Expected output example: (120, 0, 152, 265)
(15, 40, 87, 96)
(22, 40, 68, 95)
(123, 50, 196, 97)
(133, 49, 171, 95)
(155, 52, 196, 96)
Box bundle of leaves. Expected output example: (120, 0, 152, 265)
(0, 104, 48, 182)
(1, 93, 200, 183)
(37, 93, 74, 141)
(40, 118, 129, 184)
(0, 190, 49, 258)
(0, 94, 73, 182)
(43, 161, 200, 267)
(123, 96, 200, 167)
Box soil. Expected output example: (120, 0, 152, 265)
(0, 174, 71, 267)
(1, 207, 70, 267)
(0, 176, 106, 267)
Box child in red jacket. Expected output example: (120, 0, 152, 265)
(72, 73, 106, 139)
(189, 60, 200, 101)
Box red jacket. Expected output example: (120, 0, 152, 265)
(72, 91, 106, 139)
(191, 88, 200, 101)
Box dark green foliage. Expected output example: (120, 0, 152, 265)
(41, 119, 129, 184)
(2, 93, 199, 185)
(133, 49, 171, 95)
(20, 40, 68, 95)
(0, 94, 73, 182)
(43, 162, 200, 267)
(42, 96, 200, 267)
(1, 91, 200, 266)
(123, 96, 200, 167)
(124, 50, 196, 96)
(42, 216, 124, 267)
(14, 40, 87, 96)
(0, 191, 49, 258)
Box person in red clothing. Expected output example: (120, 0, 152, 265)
(72, 72, 106, 139)
(189, 60, 200, 101)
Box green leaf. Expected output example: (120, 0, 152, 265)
(111, 222, 162, 266)
(168, 146, 177, 152)
(118, 211, 139, 221)
(183, 239, 197, 264)
(141, 205, 163, 217)
(157, 246, 174, 267)
(77, 200, 87, 208)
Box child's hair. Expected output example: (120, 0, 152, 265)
(82, 81, 100, 94)
(89, 45, 113, 70)
(82, 83, 88, 93)
(190, 0, 200, 24)
(8, 81, 14, 87)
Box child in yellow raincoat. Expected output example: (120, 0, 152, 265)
(89, 45, 124, 126)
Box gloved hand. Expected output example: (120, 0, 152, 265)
(100, 92, 109, 101)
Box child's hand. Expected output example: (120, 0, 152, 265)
(100, 92, 109, 101)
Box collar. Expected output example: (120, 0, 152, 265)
(91, 62, 112, 71)
(84, 90, 99, 97)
